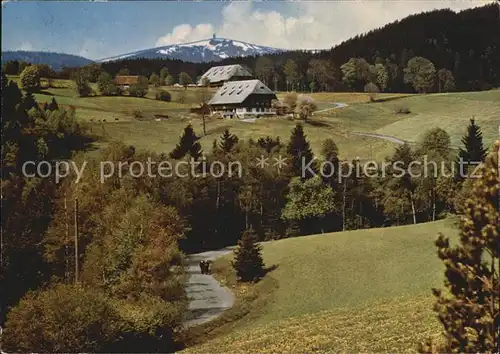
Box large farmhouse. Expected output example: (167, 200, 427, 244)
(199, 64, 254, 87)
(208, 79, 277, 119)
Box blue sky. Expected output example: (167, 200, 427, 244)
(2, 0, 492, 60)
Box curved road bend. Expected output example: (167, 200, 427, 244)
(182, 248, 235, 328)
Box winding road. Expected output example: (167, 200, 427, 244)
(182, 248, 235, 328)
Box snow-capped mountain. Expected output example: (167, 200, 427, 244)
(98, 37, 287, 63)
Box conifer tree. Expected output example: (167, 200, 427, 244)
(232, 228, 265, 282)
(286, 124, 315, 178)
(218, 129, 239, 153)
(169, 124, 202, 161)
(421, 142, 499, 353)
(458, 118, 487, 164)
(48, 97, 59, 111)
(21, 92, 38, 111)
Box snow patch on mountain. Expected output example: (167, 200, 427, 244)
(97, 37, 287, 63)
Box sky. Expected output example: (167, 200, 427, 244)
(1, 0, 494, 60)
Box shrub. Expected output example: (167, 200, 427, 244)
(132, 109, 143, 119)
(394, 104, 411, 114)
(364, 82, 380, 102)
(156, 90, 172, 102)
(20, 65, 41, 92)
(129, 76, 149, 97)
(2, 284, 122, 353)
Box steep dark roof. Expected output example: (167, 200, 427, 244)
(209, 79, 276, 105)
(200, 64, 253, 84)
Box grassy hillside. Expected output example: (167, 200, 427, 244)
(10, 76, 499, 160)
(184, 219, 459, 353)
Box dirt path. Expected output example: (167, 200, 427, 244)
(349, 131, 407, 144)
(182, 248, 235, 328)
(313, 102, 349, 115)
(349, 132, 460, 150)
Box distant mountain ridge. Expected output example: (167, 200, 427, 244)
(98, 37, 289, 63)
(1, 51, 94, 70)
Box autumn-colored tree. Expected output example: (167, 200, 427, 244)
(421, 141, 499, 353)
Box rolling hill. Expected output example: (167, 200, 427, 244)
(184, 219, 459, 353)
(1, 51, 94, 70)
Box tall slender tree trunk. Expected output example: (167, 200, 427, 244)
(342, 179, 347, 231)
(202, 113, 206, 136)
(410, 193, 417, 224)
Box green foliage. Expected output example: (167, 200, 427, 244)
(282, 176, 335, 226)
(160, 67, 170, 85)
(254, 56, 274, 85)
(437, 68, 456, 92)
(20, 65, 41, 92)
(47, 97, 59, 111)
(118, 68, 130, 76)
(257, 136, 282, 154)
(418, 127, 452, 159)
(178, 72, 193, 87)
(74, 69, 92, 97)
(155, 90, 172, 102)
(2, 284, 122, 353)
(218, 129, 239, 153)
(404, 56, 437, 93)
(169, 124, 203, 160)
(129, 75, 149, 97)
(283, 92, 298, 112)
(294, 95, 317, 120)
(286, 123, 315, 178)
(458, 118, 487, 164)
(165, 74, 175, 86)
(97, 71, 120, 96)
(373, 63, 388, 91)
(341, 58, 371, 90)
(307, 59, 336, 92)
(232, 228, 265, 282)
(364, 82, 380, 101)
(421, 143, 499, 352)
(149, 72, 160, 87)
(283, 59, 300, 90)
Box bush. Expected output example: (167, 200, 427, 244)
(364, 82, 380, 102)
(129, 76, 149, 97)
(132, 109, 143, 119)
(394, 104, 411, 114)
(20, 65, 41, 92)
(156, 90, 172, 102)
(2, 284, 121, 353)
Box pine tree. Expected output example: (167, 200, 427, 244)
(48, 97, 59, 111)
(421, 142, 499, 353)
(232, 228, 265, 282)
(458, 118, 487, 164)
(169, 124, 202, 161)
(21, 92, 38, 111)
(218, 129, 239, 153)
(286, 124, 315, 178)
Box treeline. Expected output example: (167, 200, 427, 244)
(120, 116, 488, 253)
(21, 3, 494, 93)
(0, 73, 188, 352)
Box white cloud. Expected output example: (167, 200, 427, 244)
(155, 0, 493, 49)
(156, 23, 215, 46)
(19, 41, 33, 51)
